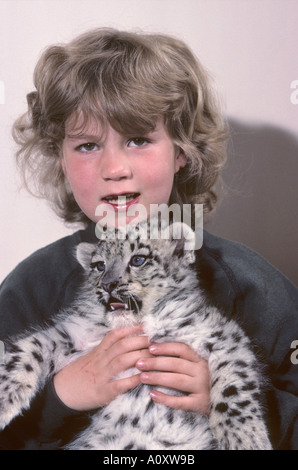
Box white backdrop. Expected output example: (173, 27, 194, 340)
(0, 0, 297, 285)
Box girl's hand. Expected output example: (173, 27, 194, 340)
(53, 325, 150, 411)
(136, 342, 210, 414)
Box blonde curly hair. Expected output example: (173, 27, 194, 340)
(13, 28, 228, 226)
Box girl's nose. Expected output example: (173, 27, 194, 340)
(100, 149, 133, 181)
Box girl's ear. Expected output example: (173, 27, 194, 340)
(60, 155, 68, 179)
(58, 144, 68, 179)
(175, 148, 187, 173)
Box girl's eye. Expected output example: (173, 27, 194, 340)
(127, 138, 150, 148)
(75, 142, 99, 152)
(130, 255, 147, 267)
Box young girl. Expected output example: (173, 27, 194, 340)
(0, 28, 297, 450)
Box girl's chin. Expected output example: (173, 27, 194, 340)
(93, 200, 151, 229)
(95, 215, 147, 230)
(93, 198, 173, 230)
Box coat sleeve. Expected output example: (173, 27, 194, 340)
(234, 248, 298, 450)
(0, 378, 85, 450)
(0, 235, 89, 450)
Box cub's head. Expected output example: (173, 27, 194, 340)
(76, 221, 197, 326)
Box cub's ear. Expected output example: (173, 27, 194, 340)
(76, 242, 96, 270)
(170, 222, 196, 263)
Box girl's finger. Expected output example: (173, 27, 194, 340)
(100, 329, 149, 364)
(100, 325, 144, 351)
(108, 348, 153, 377)
(149, 342, 203, 363)
(136, 356, 201, 377)
(149, 390, 210, 414)
(107, 372, 142, 400)
(140, 371, 198, 393)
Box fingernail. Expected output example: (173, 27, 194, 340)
(136, 360, 145, 369)
(140, 373, 149, 382)
(150, 390, 159, 400)
(149, 344, 158, 353)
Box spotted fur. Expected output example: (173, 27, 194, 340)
(0, 221, 272, 449)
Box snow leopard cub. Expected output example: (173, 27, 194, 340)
(0, 221, 272, 450)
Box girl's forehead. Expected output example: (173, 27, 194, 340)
(65, 111, 106, 137)
(65, 111, 163, 138)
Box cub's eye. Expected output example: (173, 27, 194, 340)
(91, 260, 106, 272)
(130, 255, 147, 267)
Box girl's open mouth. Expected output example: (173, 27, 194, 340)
(102, 193, 140, 211)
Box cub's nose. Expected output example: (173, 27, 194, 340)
(102, 281, 118, 293)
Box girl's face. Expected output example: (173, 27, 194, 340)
(61, 117, 186, 226)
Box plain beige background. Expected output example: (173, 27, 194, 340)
(0, 0, 297, 285)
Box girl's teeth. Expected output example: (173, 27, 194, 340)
(105, 194, 138, 204)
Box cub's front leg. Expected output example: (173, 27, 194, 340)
(144, 305, 272, 450)
(0, 331, 57, 429)
(206, 317, 272, 450)
(0, 313, 108, 430)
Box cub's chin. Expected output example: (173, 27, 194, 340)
(107, 309, 142, 329)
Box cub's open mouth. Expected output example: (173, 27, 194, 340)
(106, 296, 142, 314)
(108, 298, 128, 312)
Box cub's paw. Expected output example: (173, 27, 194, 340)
(0, 360, 39, 429)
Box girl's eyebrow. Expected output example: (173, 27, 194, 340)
(65, 133, 100, 141)
(65, 127, 159, 141)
